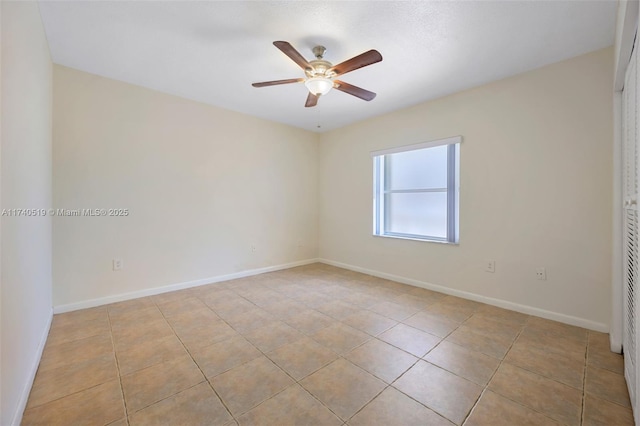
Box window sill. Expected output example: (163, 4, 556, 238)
(372, 233, 459, 245)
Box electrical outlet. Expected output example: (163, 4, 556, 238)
(250, 244, 256, 253)
(536, 267, 547, 280)
(485, 260, 495, 273)
(112, 259, 123, 271)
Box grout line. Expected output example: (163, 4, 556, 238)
(41, 264, 618, 426)
(581, 332, 591, 425)
(155, 301, 237, 423)
(458, 319, 527, 425)
(106, 308, 131, 425)
(195, 275, 409, 423)
(198, 296, 345, 421)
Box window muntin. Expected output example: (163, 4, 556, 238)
(373, 137, 460, 243)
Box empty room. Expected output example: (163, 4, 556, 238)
(1, 0, 637, 425)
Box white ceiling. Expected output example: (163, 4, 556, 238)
(38, 1, 617, 133)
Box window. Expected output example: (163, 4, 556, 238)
(372, 136, 461, 243)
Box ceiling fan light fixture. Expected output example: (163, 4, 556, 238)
(253, 41, 382, 107)
(305, 76, 333, 96)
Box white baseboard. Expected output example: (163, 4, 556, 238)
(53, 258, 320, 314)
(319, 258, 609, 333)
(11, 307, 53, 426)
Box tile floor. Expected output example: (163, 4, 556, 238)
(23, 263, 633, 425)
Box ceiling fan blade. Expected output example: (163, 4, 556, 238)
(328, 50, 382, 76)
(252, 78, 304, 88)
(273, 41, 311, 70)
(305, 92, 319, 108)
(334, 80, 376, 101)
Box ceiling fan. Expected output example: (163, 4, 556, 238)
(252, 41, 383, 108)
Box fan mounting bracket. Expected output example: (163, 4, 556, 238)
(312, 45, 327, 59)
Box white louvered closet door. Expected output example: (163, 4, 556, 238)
(623, 40, 639, 416)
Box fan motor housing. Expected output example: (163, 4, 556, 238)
(307, 59, 333, 77)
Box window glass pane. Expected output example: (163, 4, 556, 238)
(386, 192, 447, 238)
(387, 145, 448, 190)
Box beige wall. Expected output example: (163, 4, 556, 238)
(1, 2, 53, 424)
(319, 48, 614, 330)
(53, 65, 319, 309)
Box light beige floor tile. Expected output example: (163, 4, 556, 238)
(504, 340, 584, 389)
(293, 291, 336, 308)
(311, 323, 370, 355)
(462, 314, 524, 341)
(403, 312, 459, 337)
(317, 300, 361, 320)
(350, 387, 453, 426)
(129, 382, 232, 426)
(378, 323, 441, 357)
(585, 365, 631, 407)
(464, 390, 560, 426)
(407, 286, 447, 302)
(424, 341, 500, 386)
(191, 335, 262, 378)
(106, 297, 156, 316)
(116, 334, 187, 375)
(267, 337, 338, 380)
(188, 282, 230, 298)
(222, 308, 278, 334)
(588, 331, 624, 374)
(30, 264, 626, 426)
(393, 293, 434, 310)
(473, 304, 529, 325)
(446, 326, 514, 359)
(170, 317, 238, 350)
(284, 309, 337, 335)
(204, 295, 255, 315)
(197, 288, 238, 303)
(342, 310, 398, 336)
(22, 379, 125, 426)
(516, 327, 586, 359)
(243, 321, 304, 352)
(488, 363, 582, 426)
(262, 298, 308, 319)
(151, 288, 194, 305)
(211, 356, 294, 416)
(423, 301, 476, 323)
(27, 353, 118, 408)
(525, 317, 588, 344)
(38, 333, 113, 373)
(156, 297, 209, 317)
(242, 289, 284, 307)
(319, 284, 355, 299)
(111, 318, 175, 351)
(406, 286, 440, 297)
(439, 296, 481, 310)
(109, 305, 166, 328)
(341, 291, 384, 308)
(300, 358, 386, 420)
(237, 384, 342, 426)
(393, 361, 482, 425)
(47, 313, 111, 346)
(121, 355, 205, 413)
(164, 305, 220, 327)
(368, 301, 420, 321)
(345, 338, 417, 383)
(376, 279, 415, 293)
(51, 306, 109, 328)
(583, 393, 635, 426)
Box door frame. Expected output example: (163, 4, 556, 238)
(613, 0, 639, 354)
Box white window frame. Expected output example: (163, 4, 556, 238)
(372, 136, 461, 244)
